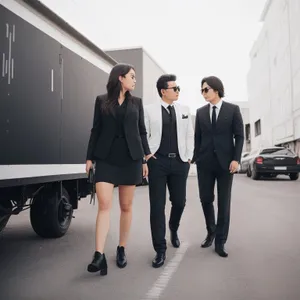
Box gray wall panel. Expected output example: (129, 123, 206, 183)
(142, 51, 165, 105)
(106, 48, 143, 99)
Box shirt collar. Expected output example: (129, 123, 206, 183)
(210, 99, 223, 109)
(161, 99, 174, 109)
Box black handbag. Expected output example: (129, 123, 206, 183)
(88, 163, 96, 205)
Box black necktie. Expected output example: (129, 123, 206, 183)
(167, 105, 175, 119)
(212, 106, 217, 130)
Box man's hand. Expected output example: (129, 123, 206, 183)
(229, 160, 239, 173)
(145, 153, 156, 161)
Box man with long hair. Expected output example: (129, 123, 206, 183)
(192, 76, 244, 258)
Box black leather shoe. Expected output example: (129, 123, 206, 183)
(87, 251, 108, 275)
(201, 233, 215, 248)
(116, 246, 127, 268)
(215, 245, 228, 258)
(152, 253, 166, 268)
(170, 230, 180, 248)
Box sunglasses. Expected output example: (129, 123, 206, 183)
(201, 87, 211, 94)
(166, 86, 180, 92)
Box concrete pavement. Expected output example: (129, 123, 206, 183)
(0, 174, 299, 300)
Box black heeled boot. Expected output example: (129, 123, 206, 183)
(116, 246, 127, 268)
(87, 251, 107, 275)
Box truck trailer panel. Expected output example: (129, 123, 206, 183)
(0, 0, 117, 237)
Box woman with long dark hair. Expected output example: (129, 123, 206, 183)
(85, 63, 150, 275)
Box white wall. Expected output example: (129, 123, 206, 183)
(268, 0, 293, 145)
(142, 50, 165, 105)
(247, 0, 300, 151)
(231, 101, 249, 124)
(247, 23, 272, 149)
(288, 0, 300, 141)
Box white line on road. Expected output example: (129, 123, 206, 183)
(142, 242, 189, 300)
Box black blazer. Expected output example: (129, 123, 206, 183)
(86, 94, 151, 161)
(192, 101, 244, 170)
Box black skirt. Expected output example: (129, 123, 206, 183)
(94, 137, 143, 186)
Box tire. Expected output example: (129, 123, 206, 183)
(30, 186, 73, 238)
(246, 166, 251, 177)
(0, 200, 12, 233)
(290, 173, 299, 181)
(251, 167, 260, 180)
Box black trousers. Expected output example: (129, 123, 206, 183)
(196, 155, 233, 246)
(147, 154, 190, 253)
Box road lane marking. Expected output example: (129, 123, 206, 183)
(142, 242, 189, 300)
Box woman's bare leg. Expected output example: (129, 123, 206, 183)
(95, 182, 114, 253)
(118, 185, 136, 247)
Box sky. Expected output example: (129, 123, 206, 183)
(41, 0, 266, 114)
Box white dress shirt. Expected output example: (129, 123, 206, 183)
(161, 99, 173, 113)
(209, 99, 223, 121)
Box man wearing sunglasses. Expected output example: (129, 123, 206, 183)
(144, 74, 194, 268)
(192, 76, 244, 258)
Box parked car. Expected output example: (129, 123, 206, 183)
(239, 152, 250, 173)
(244, 147, 300, 180)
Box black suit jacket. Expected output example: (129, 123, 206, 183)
(192, 101, 244, 170)
(86, 94, 151, 161)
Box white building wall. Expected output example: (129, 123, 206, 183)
(142, 50, 165, 105)
(268, 0, 293, 145)
(289, 0, 300, 142)
(232, 101, 249, 124)
(231, 102, 250, 152)
(247, 0, 300, 155)
(247, 25, 272, 149)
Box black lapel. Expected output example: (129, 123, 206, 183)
(202, 104, 212, 129)
(216, 101, 227, 127)
(109, 104, 117, 119)
(111, 97, 130, 120)
(101, 94, 117, 119)
(124, 97, 133, 121)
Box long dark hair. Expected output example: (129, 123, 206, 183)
(201, 76, 225, 98)
(102, 63, 135, 113)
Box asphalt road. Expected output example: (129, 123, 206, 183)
(0, 173, 299, 300)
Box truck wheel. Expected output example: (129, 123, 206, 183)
(0, 200, 12, 233)
(30, 186, 73, 238)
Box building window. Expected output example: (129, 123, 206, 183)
(255, 120, 261, 136)
(245, 124, 251, 142)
